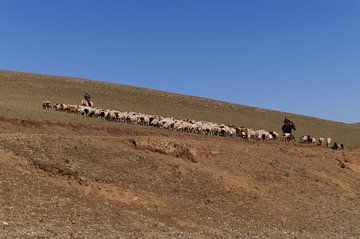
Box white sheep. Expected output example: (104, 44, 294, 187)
(255, 129, 269, 140)
(177, 121, 192, 132)
(161, 118, 175, 129)
(300, 135, 309, 143)
(326, 138, 332, 147)
(127, 113, 140, 124)
(54, 101, 336, 149)
(246, 128, 256, 140)
(149, 118, 158, 127)
(105, 110, 117, 121)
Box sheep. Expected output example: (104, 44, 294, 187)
(269, 131, 279, 140)
(177, 121, 193, 132)
(172, 120, 180, 130)
(220, 125, 236, 136)
(42, 100, 52, 109)
(326, 138, 332, 147)
(300, 135, 314, 144)
(67, 104, 78, 113)
(53, 103, 62, 111)
(87, 108, 96, 117)
(239, 129, 247, 139)
(56, 103, 68, 111)
(199, 122, 219, 135)
(255, 130, 263, 140)
(53, 101, 338, 150)
(94, 108, 104, 117)
(127, 113, 140, 124)
(301, 135, 316, 144)
(190, 122, 201, 134)
(150, 118, 160, 127)
(311, 137, 316, 144)
(111, 111, 122, 122)
(212, 125, 221, 136)
(200, 122, 213, 135)
(137, 114, 152, 125)
(77, 105, 93, 116)
(99, 111, 107, 120)
(158, 118, 170, 128)
(331, 143, 340, 150)
(105, 110, 117, 121)
(161, 118, 175, 129)
(229, 127, 237, 137)
(184, 118, 196, 124)
(245, 128, 256, 140)
(300, 135, 309, 143)
(54, 103, 68, 111)
(77, 106, 87, 115)
(331, 142, 344, 150)
(255, 130, 270, 140)
(318, 137, 331, 147)
(117, 112, 128, 122)
(219, 125, 232, 137)
(235, 127, 247, 139)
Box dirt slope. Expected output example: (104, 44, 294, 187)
(1, 70, 360, 148)
(1, 117, 360, 238)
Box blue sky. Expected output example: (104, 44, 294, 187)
(1, 1, 359, 123)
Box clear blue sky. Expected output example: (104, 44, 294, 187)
(1, 0, 359, 123)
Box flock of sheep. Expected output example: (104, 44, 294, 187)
(42, 100, 343, 150)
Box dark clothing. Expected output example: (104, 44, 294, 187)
(84, 92, 91, 100)
(282, 117, 296, 134)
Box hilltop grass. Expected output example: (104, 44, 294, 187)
(1, 70, 359, 148)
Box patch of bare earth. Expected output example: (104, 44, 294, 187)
(1, 117, 360, 238)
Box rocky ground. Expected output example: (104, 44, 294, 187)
(1, 117, 360, 239)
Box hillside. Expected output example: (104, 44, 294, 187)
(1, 117, 360, 238)
(0, 70, 359, 148)
(1, 70, 360, 238)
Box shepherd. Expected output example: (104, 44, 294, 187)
(282, 117, 296, 141)
(81, 92, 94, 107)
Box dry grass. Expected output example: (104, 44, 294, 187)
(1, 70, 359, 148)
(1, 71, 360, 238)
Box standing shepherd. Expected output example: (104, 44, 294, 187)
(282, 117, 296, 142)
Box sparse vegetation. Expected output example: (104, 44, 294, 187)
(0, 70, 359, 148)
(1, 70, 360, 238)
(63, 157, 71, 164)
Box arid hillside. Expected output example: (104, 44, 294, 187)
(0, 117, 360, 238)
(1, 71, 360, 238)
(0, 70, 359, 148)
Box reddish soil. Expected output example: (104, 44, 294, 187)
(1, 117, 360, 238)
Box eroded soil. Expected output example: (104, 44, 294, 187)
(1, 117, 360, 238)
